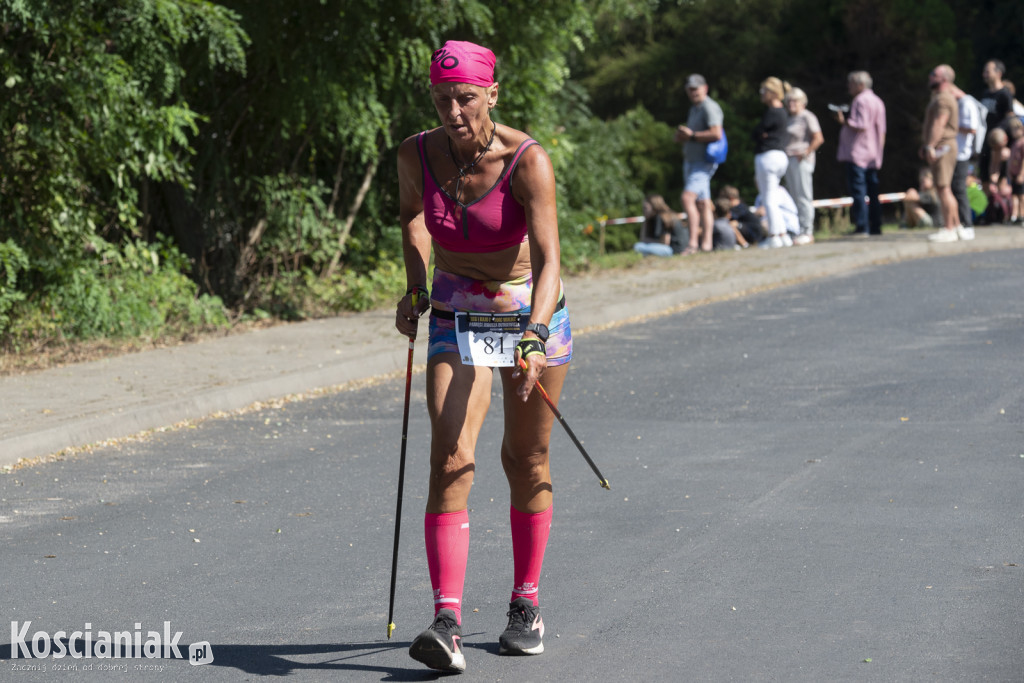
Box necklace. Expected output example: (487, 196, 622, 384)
(447, 123, 496, 204)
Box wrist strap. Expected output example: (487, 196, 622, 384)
(516, 338, 546, 363)
(406, 284, 428, 297)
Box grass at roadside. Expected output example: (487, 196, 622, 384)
(0, 221, 910, 377)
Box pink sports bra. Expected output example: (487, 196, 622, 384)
(417, 130, 538, 253)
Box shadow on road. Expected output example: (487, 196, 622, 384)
(1, 636, 499, 680)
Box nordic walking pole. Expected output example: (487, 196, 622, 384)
(388, 292, 419, 639)
(518, 358, 611, 490)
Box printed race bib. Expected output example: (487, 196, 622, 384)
(455, 312, 525, 367)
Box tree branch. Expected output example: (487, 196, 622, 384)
(322, 151, 380, 280)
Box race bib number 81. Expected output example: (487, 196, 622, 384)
(455, 312, 525, 367)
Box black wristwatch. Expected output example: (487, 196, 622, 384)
(524, 322, 549, 342)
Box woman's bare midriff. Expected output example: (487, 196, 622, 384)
(433, 239, 532, 282)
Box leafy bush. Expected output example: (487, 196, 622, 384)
(0, 240, 29, 335)
(252, 259, 407, 320)
(551, 105, 677, 263)
(6, 236, 227, 346)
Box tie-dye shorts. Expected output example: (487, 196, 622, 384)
(428, 268, 572, 366)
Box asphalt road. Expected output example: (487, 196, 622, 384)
(2, 249, 1022, 682)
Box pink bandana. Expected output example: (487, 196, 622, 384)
(430, 41, 496, 87)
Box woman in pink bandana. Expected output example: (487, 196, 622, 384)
(394, 40, 571, 672)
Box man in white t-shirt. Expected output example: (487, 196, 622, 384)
(952, 85, 981, 232)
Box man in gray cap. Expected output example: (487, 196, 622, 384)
(674, 74, 725, 253)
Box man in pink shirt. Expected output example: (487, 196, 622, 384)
(834, 71, 887, 235)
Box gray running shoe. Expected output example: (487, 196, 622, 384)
(498, 597, 545, 655)
(409, 609, 466, 672)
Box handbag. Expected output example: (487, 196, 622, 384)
(704, 129, 728, 164)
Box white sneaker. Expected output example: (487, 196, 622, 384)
(956, 226, 975, 241)
(928, 228, 958, 243)
(793, 234, 814, 245)
(758, 235, 784, 249)
(781, 233, 794, 247)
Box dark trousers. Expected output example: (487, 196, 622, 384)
(846, 162, 882, 234)
(951, 159, 972, 227)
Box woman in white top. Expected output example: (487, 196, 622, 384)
(783, 88, 824, 244)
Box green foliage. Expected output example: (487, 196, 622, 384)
(254, 259, 407, 320)
(2, 0, 1022, 353)
(254, 173, 341, 273)
(0, 0, 246, 346)
(0, 0, 248, 258)
(0, 240, 29, 333)
(6, 235, 227, 346)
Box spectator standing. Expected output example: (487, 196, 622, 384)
(753, 77, 792, 248)
(979, 60, 1014, 132)
(783, 87, 824, 244)
(978, 60, 1014, 185)
(1006, 117, 1024, 224)
(952, 85, 982, 229)
(633, 194, 687, 256)
(674, 74, 724, 254)
(834, 71, 886, 236)
(923, 65, 966, 242)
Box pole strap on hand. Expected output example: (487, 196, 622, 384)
(516, 338, 546, 362)
(406, 284, 428, 300)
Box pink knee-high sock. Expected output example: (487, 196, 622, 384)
(424, 510, 470, 624)
(509, 504, 552, 606)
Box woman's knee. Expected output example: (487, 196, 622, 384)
(501, 442, 549, 479)
(429, 447, 475, 490)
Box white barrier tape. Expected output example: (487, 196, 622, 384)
(604, 213, 686, 226)
(812, 192, 906, 209)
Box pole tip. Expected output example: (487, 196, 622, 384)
(387, 622, 395, 639)
(600, 479, 611, 490)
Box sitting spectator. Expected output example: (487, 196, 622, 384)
(719, 185, 762, 246)
(965, 169, 989, 223)
(754, 185, 800, 246)
(633, 194, 686, 256)
(902, 168, 944, 228)
(712, 198, 739, 250)
(1006, 117, 1024, 223)
(985, 127, 1010, 192)
(981, 175, 1013, 225)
